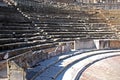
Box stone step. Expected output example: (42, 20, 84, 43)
(0, 39, 53, 52)
(59, 51, 120, 80)
(0, 43, 57, 60)
(0, 33, 42, 38)
(35, 51, 120, 80)
(30, 49, 120, 80)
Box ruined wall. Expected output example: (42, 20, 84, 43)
(0, 41, 73, 80)
(99, 40, 120, 49)
(99, 40, 110, 49)
(110, 40, 120, 49)
(74, 39, 96, 50)
(0, 61, 7, 78)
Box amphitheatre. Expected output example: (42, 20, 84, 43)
(0, 0, 120, 80)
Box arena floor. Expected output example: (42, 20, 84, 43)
(80, 56, 120, 80)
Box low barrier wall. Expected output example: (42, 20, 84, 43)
(1, 40, 120, 80)
(0, 41, 73, 80)
(74, 39, 120, 50)
(0, 61, 7, 78)
(100, 40, 120, 49)
(74, 39, 97, 50)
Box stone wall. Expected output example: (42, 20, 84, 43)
(47, 42, 72, 58)
(99, 40, 120, 49)
(75, 39, 120, 50)
(0, 41, 73, 80)
(1, 39, 120, 80)
(110, 40, 120, 49)
(99, 40, 110, 49)
(0, 61, 7, 78)
(74, 39, 96, 50)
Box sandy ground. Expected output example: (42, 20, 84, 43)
(80, 56, 120, 80)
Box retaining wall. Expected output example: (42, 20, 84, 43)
(0, 41, 73, 80)
(100, 40, 120, 49)
(2, 40, 120, 80)
(74, 39, 97, 50)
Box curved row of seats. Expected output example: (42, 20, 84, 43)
(96, 9, 120, 38)
(0, 6, 57, 60)
(25, 11, 118, 40)
(26, 49, 120, 80)
(101, 10, 120, 25)
(0, 1, 120, 80)
(0, 0, 120, 60)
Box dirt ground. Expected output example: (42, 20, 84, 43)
(80, 56, 120, 80)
